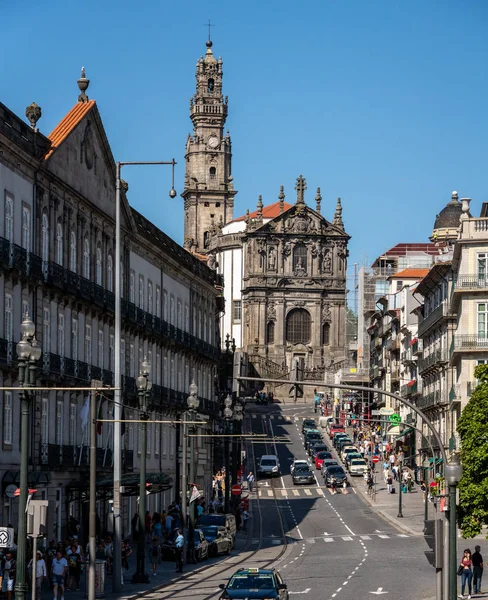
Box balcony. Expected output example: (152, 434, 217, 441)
(400, 380, 417, 397)
(79, 277, 94, 302)
(42, 353, 62, 377)
(451, 274, 488, 312)
(450, 335, 488, 363)
(417, 390, 441, 410)
(401, 349, 414, 364)
(64, 358, 76, 378)
(450, 382, 474, 407)
(10, 244, 27, 274)
(418, 301, 449, 337)
(66, 270, 80, 293)
(45, 262, 66, 292)
(136, 307, 145, 328)
(40, 443, 114, 469)
(94, 284, 105, 310)
(390, 337, 400, 352)
(127, 302, 137, 324)
(102, 369, 114, 386)
(106, 291, 115, 314)
(0, 338, 12, 365)
(449, 385, 460, 407)
(411, 339, 423, 356)
(417, 349, 448, 374)
(390, 367, 400, 381)
(27, 253, 44, 281)
(0, 237, 10, 268)
(374, 337, 382, 349)
(76, 361, 89, 381)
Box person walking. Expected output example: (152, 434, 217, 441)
(472, 545, 483, 595)
(242, 509, 249, 531)
(386, 474, 393, 494)
(151, 538, 160, 576)
(1, 551, 16, 600)
(67, 543, 82, 591)
(459, 548, 473, 599)
(247, 471, 255, 493)
(174, 529, 184, 573)
(52, 550, 68, 600)
(31, 550, 47, 600)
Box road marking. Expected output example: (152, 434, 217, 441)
(360, 535, 372, 540)
(316, 488, 324, 496)
(377, 534, 389, 539)
(280, 489, 287, 497)
(304, 488, 312, 496)
(342, 536, 353, 541)
(267, 489, 273, 497)
(258, 490, 262, 497)
(397, 534, 409, 538)
(370, 587, 388, 595)
(307, 538, 315, 543)
(323, 537, 334, 542)
(289, 589, 311, 595)
(292, 489, 300, 496)
(296, 527, 303, 540)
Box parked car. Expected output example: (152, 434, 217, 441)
(304, 432, 323, 451)
(308, 440, 327, 456)
(161, 528, 209, 562)
(291, 459, 309, 475)
(200, 525, 233, 556)
(341, 447, 358, 462)
(314, 451, 333, 470)
(337, 438, 353, 451)
(301, 419, 317, 433)
(345, 452, 363, 469)
(324, 465, 348, 487)
(321, 459, 339, 477)
(258, 454, 281, 477)
(198, 513, 237, 539)
(292, 465, 315, 485)
(333, 434, 351, 449)
(311, 444, 330, 459)
(329, 425, 345, 438)
(349, 458, 368, 477)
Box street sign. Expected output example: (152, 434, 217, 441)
(372, 455, 380, 464)
(371, 410, 381, 416)
(4, 485, 17, 499)
(0, 527, 14, 548)
(379, 408, 394, 416)
(231, 484, 242, 496)
(389, 413, 401, 425)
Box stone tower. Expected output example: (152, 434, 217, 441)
(182, 39, 237, 253)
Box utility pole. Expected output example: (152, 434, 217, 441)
(88, 383, 98, 600)
(180, 412, 188, 565)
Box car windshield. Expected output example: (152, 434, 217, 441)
(199, 515, 225, 526)
(303, 421, 316, 427)
(328, 466, 344, 474)
(295, 466, 311, 473)
(200, 526, 218, 538)
(307, 434, 321, 440)
(261, 459, 277, 466)
(228, 574, 275, 590)
(317, 452, 332, 459)
(343, 448, 356, 453)
(351, 460, 367, 465)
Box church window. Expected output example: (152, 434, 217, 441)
(215, 202, 221, 207)
(267, 321, 275, 345)
(286, 309, 311, 345)
(209, 167, 216, 180)
(322, 323, 330, 346)
(232, 300, 242, 322)
(293, 243, 307, 271)
(207, 78, 215, 92)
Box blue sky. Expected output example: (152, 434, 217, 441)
(1, 0, 487, 274)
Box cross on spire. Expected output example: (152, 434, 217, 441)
(205, 18, 215, 42)
(295, 175, 307, 206)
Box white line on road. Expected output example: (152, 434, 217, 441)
(296, 527, 303, 539)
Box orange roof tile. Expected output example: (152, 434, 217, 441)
(389, 268, 431, 279)
(45, 100, 96, 159)
(233, 201, 293, 222)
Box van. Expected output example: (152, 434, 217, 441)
(258, 454, 281, 477)
(319, 416, 334, 429)
(198, 513, 237, 539)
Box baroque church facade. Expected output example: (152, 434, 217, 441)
(183, 40, 350, 375)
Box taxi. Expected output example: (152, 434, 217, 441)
(219, 567, 289, 599)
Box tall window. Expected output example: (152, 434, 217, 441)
(56, 223, 63, 265)
(96, 246, 102, 285)
(477, 303, 488, 338)
(163, 290, 168, 321)
(478, 253, 488, 281)
(139, 275, 144, 309)
(41, 213, 49, 262)
(148, 281, 153, 314)
(322, 322, 330, 346)
(286, 309, 311, 344)
(232, 300, 242, 322)
(4, 195, 13, 242)
(83, 237, 90, 278)
(4, 294, 13, 342)
(156, 286, 161, 317)
(72, 317, 78, 360)
(4, 392, 12, 445)
(177, 300, 182, 329)
(293, 243, 307, 271)
(56, 400, 64, 445)
(58, 313, 65, 356)
(85, 323, 92, 364)
(43, 307, 51, 354)
(129, 343, 135, 377)
(41, 397, 48, 444)
(22, 206, 30, 252)
(69, 404, 76, 445)
(156, 351, 161, 385)
(70, 231, 77, 272)
(109, 334, 115, 372)
(170, 296, 175, 324)
(120, 261, 124, 297)
(129, 270, 135, 303)
(107, 254, 113, 292)
(267, 321, 275, 344)
(98, 329, 104, 369)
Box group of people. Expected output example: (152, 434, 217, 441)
(459, 546, 483, 598)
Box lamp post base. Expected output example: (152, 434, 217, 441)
(131, 571, 150, 584)
(397, 512, 403, 518)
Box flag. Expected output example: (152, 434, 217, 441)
(190, 485, 201, 503)
(97, 396, 103, 436)
(121, 407, 126, 437)
(80, 396, 90, 431)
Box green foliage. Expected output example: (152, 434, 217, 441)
(457, 364, 488, 538)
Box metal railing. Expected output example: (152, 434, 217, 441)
(418, 301, 448, 337)
(452, 335, 488, 352)
(417, 349, 448, 373)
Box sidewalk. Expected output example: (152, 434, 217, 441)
(39, 527, 250, 600)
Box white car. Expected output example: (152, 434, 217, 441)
(349, 458, 368, 476)
(340, 446, 357, 462)
(291, 459, 309, 475)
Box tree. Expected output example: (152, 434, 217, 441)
(457, 364, 488, 538)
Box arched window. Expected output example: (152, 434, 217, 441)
(22, 206, 30, 251)
(293, 243, 307, 271)
(286, 309, 311, 344)
(207, 78, 214, 92)
(107, 254, 113, 292)
(83, 237, 90, 278)
(70, 231, 77, 272)
(209, 167, 216, 180)
(322, 322, 330, 346)
(56, 222, 63, 265)
(96, 245, 102, 285)
(4, 196, 13, 241)
(41, 213, 49, 262)
(267, 321, 275, 345)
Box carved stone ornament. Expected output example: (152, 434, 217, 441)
(282, 241, 292, 257)
(322, 303, 331, 322)
(206, 253, 217, 269)
(267, 303, 276, 320)
(323, 250, 332, 272)
(292, 300, 306, 307)
(293, 257, 307, 277)
(268, 247, 277, 270)
(256, 238, 266, 255)
(244, 306, 250, 325)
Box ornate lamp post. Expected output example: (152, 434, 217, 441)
(397, 457, 403, 518)
(445, 454, 463, 600)
(232, 401, 243, 487)
(223, 395, 233, 513)
(422, 456, 431, 526)
(132, 358, 152, 583)
(15, 315, 41, 600)
(187, 381, 200, 564)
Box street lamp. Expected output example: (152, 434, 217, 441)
(187, 381, 200, 563)
(232, 401, 243, 487)
(15, 315, 41, 600)
(223, 395, 233, 513)
(397, 458, 403, 518)
(132, 358, 152, 583)
(445, 453, 463, 600)
(422, 456, 431, 526)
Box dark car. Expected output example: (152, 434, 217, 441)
(321, 459, 339, 476)
(308, 440, 328, 456)
(337, 439, 354, 453)
(311, 444, 329, 458)
(324, 465, 348, 487)
(160, 528, 209, 562)
(198, 513, 237, 539)
(304, 432, 323, 451)
(292, 465, 315, 485)
(219, 567, 289, 600)
(301, 419, 317, 433)
(200, 525, 233, 557)
(333, 434, 350, 448)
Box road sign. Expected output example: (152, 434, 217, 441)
(4, 485, 17, 499)
(379, 408, 394, 416)
(0, 527, 14, 548)
(372, 455, 380, 464)
(389, 413, 401, 425)
(231, 484, 242, 496)
(371, 410, 381, 416)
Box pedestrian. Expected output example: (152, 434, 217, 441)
(387, 474, 393, 494)
(29, 550, 47, 600)
(1, 551, 16, 600)
(52, 550, 68, 600)
(151, 538, 160, 576)
(121, 538, 132, 571)
(152, 513, 162, 541)
(459, 548, 473, 599)
(174, 529, 184, 573)
(247, 471, 255, 493)
(165, 512, 174, 537)
(242, 509, 249, 531)
(472, 545, 483, 595)
(67, 543, 82, 591)
(131, 513, 139, 543)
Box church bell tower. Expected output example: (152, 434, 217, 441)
(182, 39, 237, 254)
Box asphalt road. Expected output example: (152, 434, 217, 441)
(153, 402, 436, 600)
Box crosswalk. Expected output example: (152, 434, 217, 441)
(256, 487, 348, 498)
(297, 533, 411, 544)
(250, 414, 292, 422)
